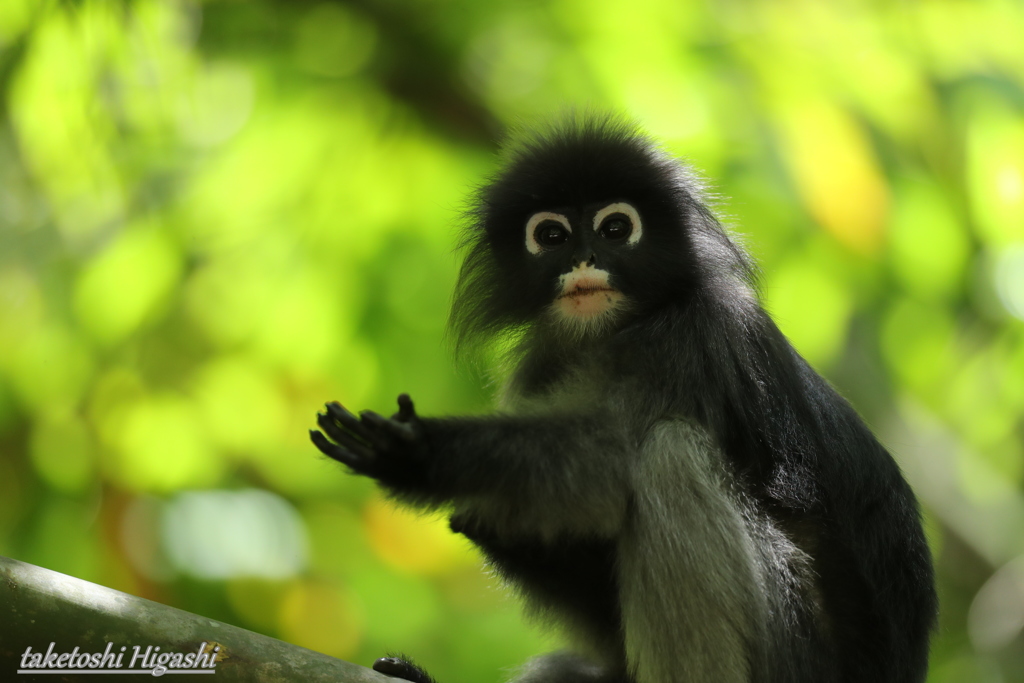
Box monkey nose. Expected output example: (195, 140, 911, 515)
(575, 251, 597, 268)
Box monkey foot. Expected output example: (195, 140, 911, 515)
(373, 656, 437, 683)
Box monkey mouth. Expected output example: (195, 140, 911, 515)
(552, 266, 624, 320)
(559, 282, 619, 300)
(556, 280, 624, 319)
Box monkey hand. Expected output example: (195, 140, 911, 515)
(310, 394, 428, 489)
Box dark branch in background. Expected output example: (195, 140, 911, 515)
(339, 0, 501, 144)
(0, 556, 390, 682)
(198, 0, 501, 146)
(0, 36, 28, 120)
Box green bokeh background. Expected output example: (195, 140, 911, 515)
(1, 0, 1023, 681)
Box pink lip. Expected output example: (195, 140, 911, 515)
(560, 281, 617, 299)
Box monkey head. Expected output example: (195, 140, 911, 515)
(451, 115, 711, 347)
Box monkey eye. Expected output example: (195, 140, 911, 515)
(598, 215, 632, 241)
(536, 221, 570, 247)
(593, 202, 642, 246)
(525, 211, 572, 255)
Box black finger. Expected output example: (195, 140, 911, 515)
(315, 413, 376, 456)
(396, 394, 416, 422)
(316, 413, 376, 458)
(310, 429, 366, 470)
(325, 402, 388, 449)
(362, 410, 416, 442)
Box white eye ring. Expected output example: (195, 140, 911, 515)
(525, 212, 572, 255)
(593, 202, 642, 245)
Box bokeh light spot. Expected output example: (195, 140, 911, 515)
(279, 579, 363, 658)
(293, 3, 377, 78)
(113, 394, 221, 492)
(192, 356, 287, 455)
(969, 557, 1024, 653)
(74, 226, 182, 345)
(881, 299, 956, 398)
(888, 179, 968, 298)
(764, 256, 852, 368)
(162, 489, 308, 580)
(777, 101, 889, 256)
(364, 495, 477, 576)
(29, 414, 95, 493)
(993, 244, 1024, 320)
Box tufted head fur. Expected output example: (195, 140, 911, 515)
(449, 114, 756, 353)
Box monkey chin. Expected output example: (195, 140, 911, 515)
(556, 287, 625, 319)
(548, 291, 626, 341)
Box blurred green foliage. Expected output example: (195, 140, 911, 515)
(0, 0, 1023, 681)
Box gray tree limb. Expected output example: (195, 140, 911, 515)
(0, 556, 391, 682)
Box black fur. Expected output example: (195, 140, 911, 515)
(374, 654, 438, 683)
(312, 114, 937, 683)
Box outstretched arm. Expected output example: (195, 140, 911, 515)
(310, 395, 633, 535)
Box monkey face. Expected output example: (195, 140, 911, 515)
(478, 186, 697, 340)
(523, 202, 643, 326)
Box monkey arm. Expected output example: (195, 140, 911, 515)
(310, 394, 633, 534)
